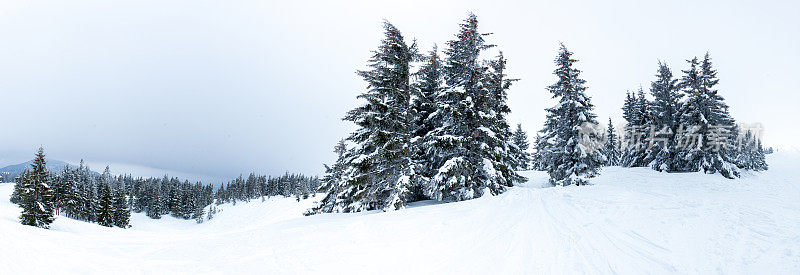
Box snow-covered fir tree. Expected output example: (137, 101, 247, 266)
(603, 118, 621, 166)
(96, 183, 114, 227)
(620, 87, 651, 167)
(146, 185, 162, 219)
(511, 123, 531, 170)
(112, 188, 130, 228)
(753, 138, 768, 171)
(16, 147, 56, 228)
(409, 46, 443, 199)
(482, 52, 525, 182)
(313, 140, 347, 207)
(645, 61, 683, 171)
(411, 46, 443, 141)
(312, 21, 418, 212)
(673, 53, 740, 178)
(530, 134, 546, 170)
(538, 44, 605, 186)
(76, 160, 94, 221)
(619, 91, 636, 165)
(423, 13, 521, 200)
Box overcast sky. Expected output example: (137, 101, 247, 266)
(1, 0, 798, 183)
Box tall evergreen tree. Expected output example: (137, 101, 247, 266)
(146, 185, 162, 219)
(424, 13, 521, 201)
(483, 52, 524, 181)
(620, 91, 636, 165)
(673, 53, 739, 178)
(409, 46, 444, 199)
(112, 188, 130, 228)
(511, 123, 531, 170)
(538, 44, 605, 186)
(312, 21, 418, 213)
(17, 147, 56, 228)
(603, 118, 621, 166)
(96, 183, 114, 227)
(646, 62, 682, 171)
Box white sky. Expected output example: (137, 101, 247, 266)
(1, 0, 798, 183)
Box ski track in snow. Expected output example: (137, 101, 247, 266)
(1, 153, 799, 274)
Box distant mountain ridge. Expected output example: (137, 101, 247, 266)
(0, 160, 100, 182)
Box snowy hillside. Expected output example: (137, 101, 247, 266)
(1, 153, 799, 274)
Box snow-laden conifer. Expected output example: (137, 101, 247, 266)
(424, 14, 522, 200)
(538, 44, 605, 186)
(16, 147, 56, 228)
(312, 21, 418, 212)
(673, 53, 740, 178)
(645, 62, 682, 171)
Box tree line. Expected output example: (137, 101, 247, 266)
(10, 147, 321, 229)
(214, 172, 321, 205)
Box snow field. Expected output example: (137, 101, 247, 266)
(1, 153, 798, 274)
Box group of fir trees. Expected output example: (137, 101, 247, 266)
(10, 148, 131, 228)
(132, 172, 318, 222)
(310, 14, 528, 213)
(214, 172, 321, 205)
(9, 147, 223, 228)
(606, 54, 767, 177)
(127, 175, 215, 221)
(10, 147, 324, 228)
(54, 165, 132, 228)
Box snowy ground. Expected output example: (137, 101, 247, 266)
(1, 154, 799, 274)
